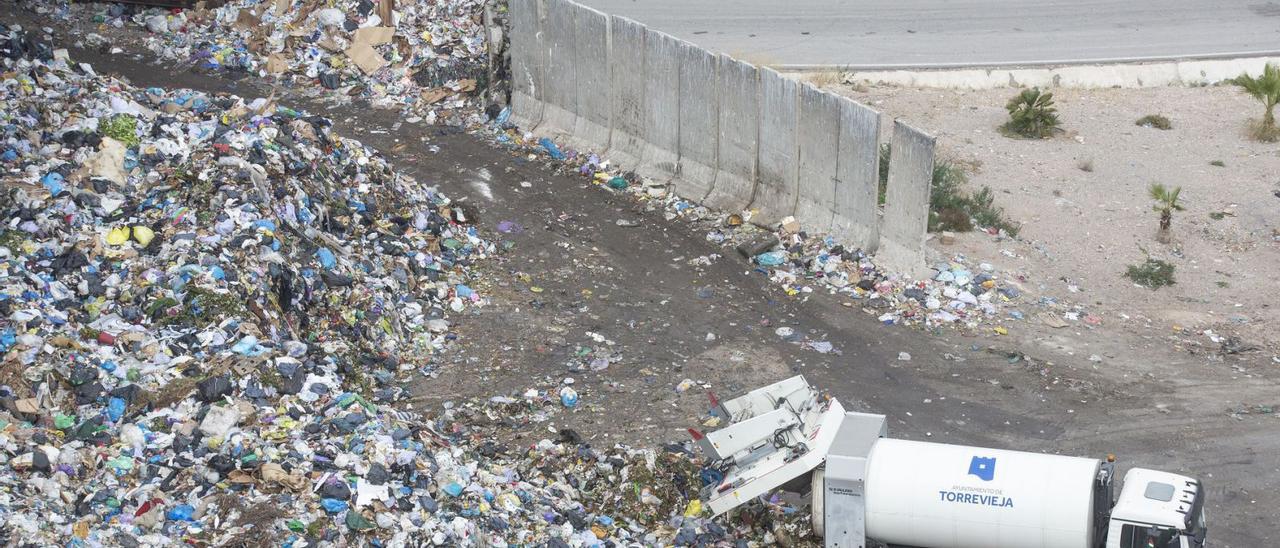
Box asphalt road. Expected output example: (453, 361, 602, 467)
(579, 0, 1280, 68)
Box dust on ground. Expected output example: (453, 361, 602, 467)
(831, 82, 1280, 372)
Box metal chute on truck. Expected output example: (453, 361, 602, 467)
(690, 376, 1207, 548)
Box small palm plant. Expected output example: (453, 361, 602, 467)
(1001, 88, 1061, 139)
(1235, 63, 1280, 141)
(1149, 183, 1184, 244)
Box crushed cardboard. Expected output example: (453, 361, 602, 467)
(344, 42, 387, 75)
(353, 26, 394, 46)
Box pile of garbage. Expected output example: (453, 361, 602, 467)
(62, 0, 496, 123)
(724, 225, 1024, 331)
(0, 25, 812, 546)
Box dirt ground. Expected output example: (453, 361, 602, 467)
(9, 6, 1280, 545)
(833, 82, 1280, 361)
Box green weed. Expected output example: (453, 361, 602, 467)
(1135, 114, 1173, 130)
(1124, 258, 1176, 289)
(879, 144, 1019, 236)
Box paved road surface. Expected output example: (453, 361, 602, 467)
(579, 0, 1280, 68)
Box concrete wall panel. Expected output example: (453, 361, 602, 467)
(607, 16, 646, 168)
(674, 40, 718, 201)
(832, 99, 881, 251)
(793, 84, 840, 233)
(508, 0, 544, 131)
(638, 29, 680, 181)
(570, 4, 612, 151)
(706, 55, 759, 212)
(539, 0, 577, 139)
(877, 120, 935, 276)
(753, 68, 800, 225)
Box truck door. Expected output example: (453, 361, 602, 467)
(1117, 523, 1179, 548)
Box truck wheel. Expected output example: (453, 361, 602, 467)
(811, 467, 825, 538)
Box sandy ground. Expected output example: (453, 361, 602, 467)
(831, 83, 1280, 360)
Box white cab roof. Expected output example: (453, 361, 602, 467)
(1112, 467, 1200, 529)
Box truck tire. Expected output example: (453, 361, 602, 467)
(811, 467, 825, 538)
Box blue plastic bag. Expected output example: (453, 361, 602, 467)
(166, 504, 195, 521)
(41, 172, 64, 195)
(107, 397, 126, 422)
(538, 138, 565, 160)
(755, 250, 787, 266)
(442, 482, 464, 497)
(316, 247, 336, 270)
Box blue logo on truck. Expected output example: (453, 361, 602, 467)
(968, 456, 996, 481)
(938, 456, 1012, 508)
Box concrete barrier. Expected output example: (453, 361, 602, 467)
(877, 121, 935, 276)
(753, 68, 800, 225)
(793, 83, 839, 233)
(570, 4, 611, 151)
(705, 55, 759, 212)
(832, 99, 881, 251)
(638, 29, 680, 182)
(674, 40, 719, 201)
(607, 16, 646, 168)
(506, 1, 934, 276)
(508, 0, 543, 131)
(539, 0, 577, 139)
(845, 56, 1280, 89)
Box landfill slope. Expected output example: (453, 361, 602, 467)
(61, 0, 498, 124)
(0, 24, 803, 546)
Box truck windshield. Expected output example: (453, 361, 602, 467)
(1120, 523, 1179, 548)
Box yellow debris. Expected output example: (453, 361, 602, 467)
(131, 225, 155, 247)
(106, 226, 130, 246)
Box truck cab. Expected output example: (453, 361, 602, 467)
(1106, 468, 1207, 548)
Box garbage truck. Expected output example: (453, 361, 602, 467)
(688, 376, 1207, 548)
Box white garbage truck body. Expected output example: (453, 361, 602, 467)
(863, 438, 1108, 548)
(693, 376, 1207, 548)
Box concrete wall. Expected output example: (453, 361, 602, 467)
(877, 121, 935, 276)
(509, 0, 936, 274)
(793, 83, 839, 233)
(706, 56, 759, 213)
(674, 40, 719, 201)
(608, 16, 646, 167)
(570, 4, 611, 150)
(508, 0, 543, 130)
(833, 99, 882, 251)
(754, 68, 800, 225)
(538, 0, 577, 140)
(638, 29, 680, 182)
